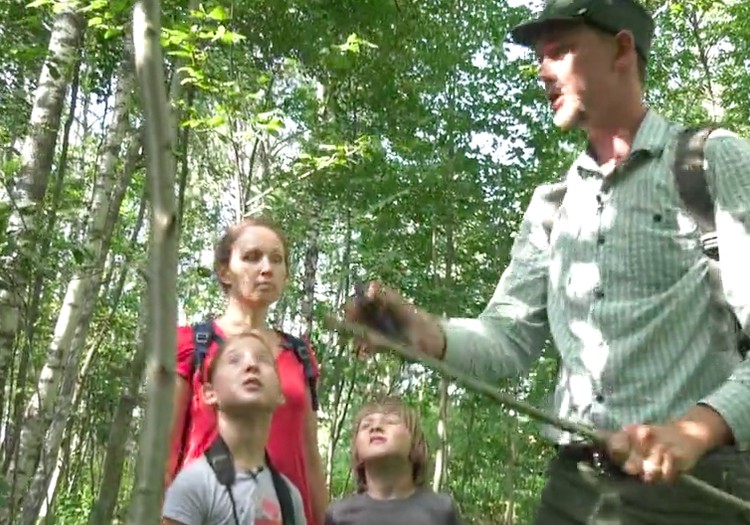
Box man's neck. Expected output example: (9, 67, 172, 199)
(585, 103, 648, 171)
(364, 460, 416, 500)
(216, 412, 270, 472)
(219, 296, 270, 333)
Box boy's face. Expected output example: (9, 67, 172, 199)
(355, 410, 412, 464)
(204, 335, 283, 413)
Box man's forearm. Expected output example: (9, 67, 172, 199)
(676, 404, 734, 453)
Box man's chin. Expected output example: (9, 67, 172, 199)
(552, 107, 583, 131)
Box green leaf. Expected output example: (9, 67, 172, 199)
(206, 6, 229, 21)
(26, 0, 51, 8)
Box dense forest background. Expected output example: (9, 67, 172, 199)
(1, 0, 749, 523)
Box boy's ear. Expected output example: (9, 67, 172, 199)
(203, 382, 219, 407)
(409, 438, 426, 463)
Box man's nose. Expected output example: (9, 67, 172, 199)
(538, 57, 554, 83)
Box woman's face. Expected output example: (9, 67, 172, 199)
(219, 225, 287, 307)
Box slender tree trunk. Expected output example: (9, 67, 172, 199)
(128, 0, 179, 522)
(431, 377, 450, 492)
(0, 57, 83, 475)
(0, 6, 85, 419)
(300, 205, 320, 338)
(88, 308, 149, 525)
(3, 46, 136, 522)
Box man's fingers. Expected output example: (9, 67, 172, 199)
(606, 431, 631, 465)
(642, 444, 666, 483)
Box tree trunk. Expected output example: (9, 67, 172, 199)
(0, 57, 83, 474)
(3, 45, 136, 522)
(127, 0, 179, 522)
(88, 310, 149, 525)
(0, 7, 85, 468)
(300, 206, 320, 338)
(431, 377, 450, 492)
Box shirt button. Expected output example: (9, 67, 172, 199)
(595, 393, 605, 403)
(593, 287, 605, 299)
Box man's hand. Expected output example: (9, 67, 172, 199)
(343, 281, 446, 359)
(606, 405, 734, 483)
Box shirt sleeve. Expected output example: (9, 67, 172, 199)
(697, 130, 750, 449)
(162, 465, 208, 525)
(440, 182, 560, 382)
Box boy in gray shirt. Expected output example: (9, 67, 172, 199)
(325, 398, 463, 525)
(163, 331, 306, 525)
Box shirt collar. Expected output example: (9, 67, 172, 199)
(572, 108, 671, 175)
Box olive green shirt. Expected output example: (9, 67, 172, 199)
(442, 110, 750, 448)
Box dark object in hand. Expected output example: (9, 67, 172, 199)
(352, 282, 407, 341)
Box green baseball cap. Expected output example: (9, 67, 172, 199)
(510, 0, 655, 61)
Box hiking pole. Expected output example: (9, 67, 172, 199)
(323, 314, 750, 515)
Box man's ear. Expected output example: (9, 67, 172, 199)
(613, 30, 637, 73)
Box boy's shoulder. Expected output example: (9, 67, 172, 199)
(327, 488, 455, 514)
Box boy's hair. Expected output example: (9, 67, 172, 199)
(205, 330, 275, 383)
(350, 397, 428, 493)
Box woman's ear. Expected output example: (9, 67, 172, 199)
(217, 264, 232, 289)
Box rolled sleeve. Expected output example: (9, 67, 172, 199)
(699, 130, 750, 448)
(442, 183, 561, 382)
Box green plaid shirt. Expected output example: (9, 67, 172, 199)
(443, 110, 750, 447)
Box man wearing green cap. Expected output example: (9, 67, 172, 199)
(346, 0, 750, 523)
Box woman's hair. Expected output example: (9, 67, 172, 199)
(213, 216, 290, 293)
(350, 397, 429, 493)
(205, 330, 274, 382)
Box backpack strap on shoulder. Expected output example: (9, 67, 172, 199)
(205, 437, 241, 525)
(673, 125, 719, 258)
(266, 452, 296, 525)
(281, 333, 319, 411)
(191, 319, 216, 382)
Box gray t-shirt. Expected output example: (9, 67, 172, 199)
(324, 488, 463, 525)
(163, 456, 306, 525)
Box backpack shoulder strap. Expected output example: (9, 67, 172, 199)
(673, 125, 719, 257)
(205, 437, 241, 525)
(266, 452, 296, 525)
(280, 332, 319, 411)
(191, 320, 217, 382)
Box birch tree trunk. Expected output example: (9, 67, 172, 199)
(0, 57, 83, 474)
(128, 0, 179, 522)
(3, 44, 136, 523)
(0, 5, 85, 415)
(17, 132, 141, 525)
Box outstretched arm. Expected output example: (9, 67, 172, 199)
(440, 183, 560, 382)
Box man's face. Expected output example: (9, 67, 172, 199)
(534, 24, 620, 130)
(355, 410, 412, 465)
(204, 334, 283, 414)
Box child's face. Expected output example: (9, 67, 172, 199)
(355, 410, 412, 464)
(204, 335, 283, 412)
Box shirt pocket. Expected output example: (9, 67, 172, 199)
(608, 185, 702, 297)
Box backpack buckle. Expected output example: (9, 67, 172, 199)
(195, 332, 209, 344)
